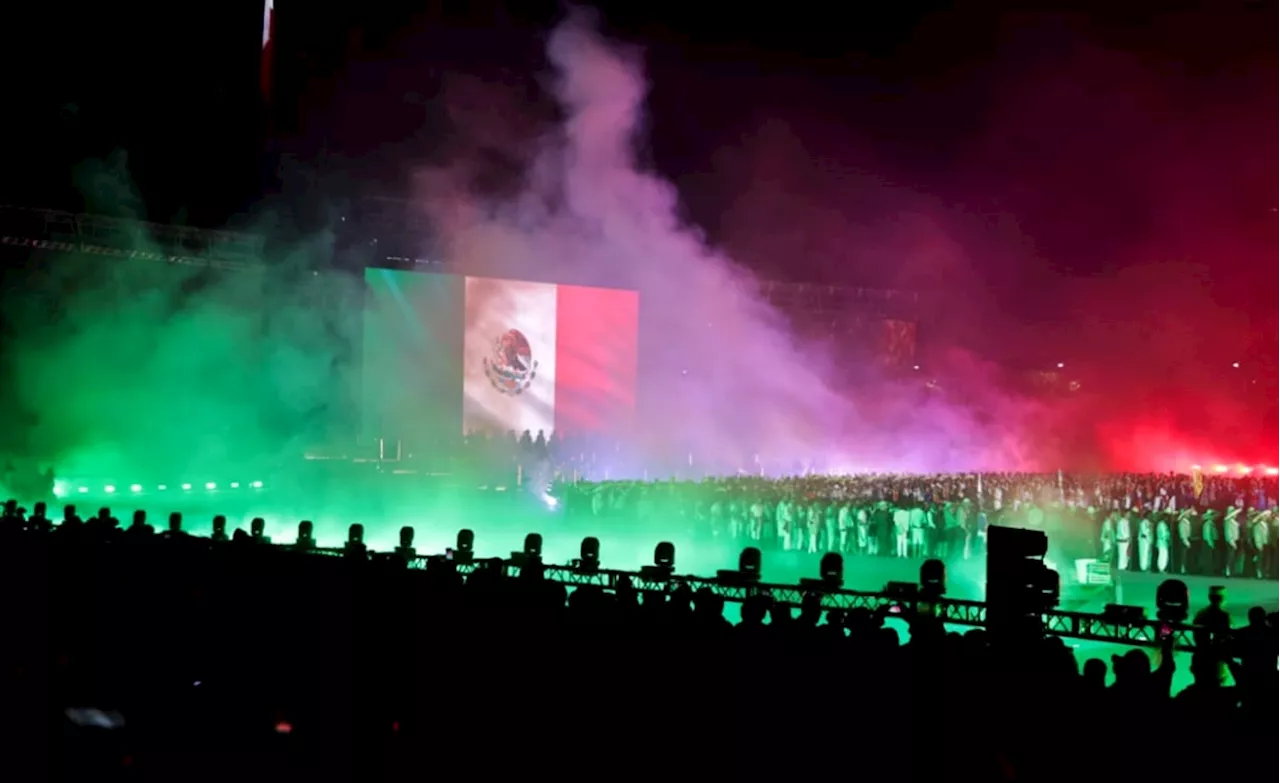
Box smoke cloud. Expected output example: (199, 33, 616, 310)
(411, 9, 1045, 472)
(0, 191, 354, 485)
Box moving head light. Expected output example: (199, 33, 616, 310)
(716, 546, 762, 586)
(572, 536, 601, 572)
(454, 529, 475, 565)
(510, 532, 544, 570)
(640, 541, 676, 581)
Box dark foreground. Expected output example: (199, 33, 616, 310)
(3, 521, 1275, 783)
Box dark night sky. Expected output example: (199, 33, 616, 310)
(3, 1, 1276, 381)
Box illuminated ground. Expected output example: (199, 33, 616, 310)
(49, 471, 1278, 691)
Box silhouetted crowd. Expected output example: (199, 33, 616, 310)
(2, 495, 1276, 782)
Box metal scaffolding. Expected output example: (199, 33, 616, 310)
(300, 547, 1201, 652)
(0, 206, 266, 270)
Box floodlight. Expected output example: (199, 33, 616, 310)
(920, 558, 946, 600)
(296, 520, 315, 550)
(523, 533, 543, 559)
(1155, 579, 1189, 623)
(455, 529, 475, 564)
(819, 552, 844, 587)
(456, 529, 474, 555)
(578, 536, 601, 571)
(654, 541, 675, 569)
(344, 524, 367, 560)
(394, 526, 416, 562)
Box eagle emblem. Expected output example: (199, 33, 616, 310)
(483, 328, 538, 396)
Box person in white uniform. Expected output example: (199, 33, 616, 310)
(1137, 513, 1154, 572)
(1116, 512, 1133, 571)
(1155, 514, 1171, 573)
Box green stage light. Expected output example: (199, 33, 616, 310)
(250, 480, 263, 489)
(130, 484, 142, 493)
(158, 485, 167, 491)
(230, 482, 240, 489)
(104, 485, 116, 494)
(78, 487, 89, 494)
(181, 483, 192, 491)
(205, 482, 216, 490)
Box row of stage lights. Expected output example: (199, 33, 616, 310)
(56, 481, 265, 497)
(1192, 465, 1278, 476)
(340, 524, 947, 598)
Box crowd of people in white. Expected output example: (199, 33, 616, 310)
(559, 470, 1278, 579)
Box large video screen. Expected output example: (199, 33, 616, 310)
(362, 269, 639, 442)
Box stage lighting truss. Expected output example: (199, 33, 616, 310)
(61, 479, 267, 497)
(179, 536, 1202, 652)
(412, 559, 1196, 650)
(0, 206, 265, 270)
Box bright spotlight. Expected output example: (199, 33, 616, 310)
(104, 485, 116, 494)
(77, 487, 88, 494)
(158, 485, 167, 491)
(229, 482, 240, 489)
(541, 494, 558, 510)
(53, 481, 68, 498)
(250, 480, 263, 489)
(205, 482, 217, 490)
(1231, 362, 1240, 368)
(130, 484, 142, 493)
(1213, 465, 1229, 473)
(1238, 465, 1252, 474)
(181, 483, 192, 491)
(1056, 362, 1064, 369)
(1266, 468, 1279, 476)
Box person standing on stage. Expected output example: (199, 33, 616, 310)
(1200, 510, 1220, 576)
(892, 502, 910, 558)
(1155, 513, 1171, 574)
(1223, 506, 1242, 577)
(908, 502, 927, 559)
(749, 497, 765, 542)
(1249, 510, 1270, 578)
(1176, 508, 1196, 575)
(1137, 510, 1154, 572)
(805, 501, 821, 554)
(1100, 513, 1116, 563)
(837, 501, 852, 553)
(869, 501, 888, 557)
(856, 503, 871, 556)
(776, 496, 793, 551)
(1116, 510, 1133, 571)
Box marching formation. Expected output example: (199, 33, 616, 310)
(560, 470, 1278, 579)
